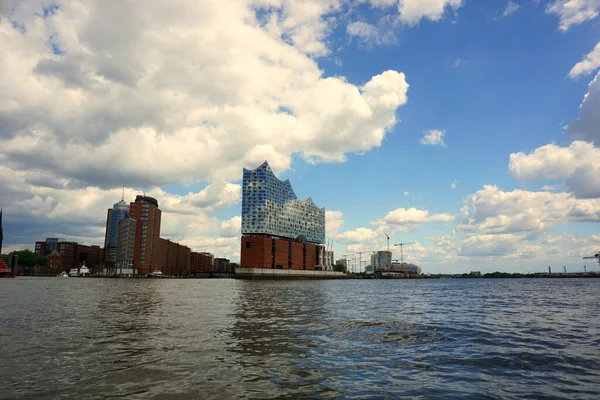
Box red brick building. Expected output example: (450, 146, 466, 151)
(34, 241, 46, 256)
(57, 242, 104, 272)
(241, 237, 323, 270)
(129, 195, 162, 275)
(190, 252, 213, 274)
(155, 238, 191, 277)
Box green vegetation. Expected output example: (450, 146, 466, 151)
(332, 263, 346, 273)
(482, 271, 536, 278)
(11, 249, 47, 275)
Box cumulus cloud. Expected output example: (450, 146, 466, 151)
(458, 234, 541, 259)
(396, 0, 464, 25)
(219, 216, 242, 238)
(0, 0, 416, 259)
(326, 210, 344, 239)
(355, 0, 463, 26)
(0, 0, 410, 189)
(451, 180, 458, 189)
(568, 42, 600, 79)
(459, 185, 600, 235)
(378, 207, 454, 226)
(547, 0, 600, 31)
(566, 72, 600, 144)
(509, 141, 600, 198)
(420, 129, 447, 146)
(565, 44, 600, 146)
(335, 227, 379, 244)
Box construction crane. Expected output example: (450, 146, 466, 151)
(356, 251, 371, 274)
(393, 242, 415, 272)
(583, 252, 600, 270)
(383, 233, 391, 272)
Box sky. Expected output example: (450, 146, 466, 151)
(1, 0, 600, 274)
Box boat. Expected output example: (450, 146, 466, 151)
(147, 270, 167, 278)
(0, 259, 12, 278)
(69, 262, 91, 277)
(57, 271, 69, 278)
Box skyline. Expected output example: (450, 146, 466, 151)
(1, 1, 600, 273)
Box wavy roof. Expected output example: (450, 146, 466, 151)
(244, 160, 325, 210)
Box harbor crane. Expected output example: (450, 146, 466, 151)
(583, 252, 600, 270)
(356, 251, 371, 274)
(393, 242, 415, 272)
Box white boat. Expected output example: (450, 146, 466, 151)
(147, 270, 167, 278)
(69, 262, 91, 277)
(57, 271, 69, 278)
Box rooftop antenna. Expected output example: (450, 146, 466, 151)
(121, 186, 125, 202)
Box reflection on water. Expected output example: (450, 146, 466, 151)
(1, 278, 599, 399)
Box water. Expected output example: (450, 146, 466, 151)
(1, 278, 599, 399)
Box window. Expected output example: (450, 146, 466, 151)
(246, 242, 255, 248)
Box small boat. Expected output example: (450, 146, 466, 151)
(69, 262, 91, 277)
(147, 270, 167, 278)
(57, 271, 69, 278)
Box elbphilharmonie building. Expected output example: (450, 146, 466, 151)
(240, 161, 326, 270)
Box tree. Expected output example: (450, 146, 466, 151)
(15, 249, 37, 267)
(35, 255, 47, 267)
(333, 262, 346, 273)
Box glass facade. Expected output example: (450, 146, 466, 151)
(241, 161, 325, 244)
(105, 200, 129, 255)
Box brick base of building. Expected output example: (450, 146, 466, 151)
(241, 236, 324, 270)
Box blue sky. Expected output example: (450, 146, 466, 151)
(1, 0, 600, 273)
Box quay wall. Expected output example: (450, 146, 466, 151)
(235, 267, 345, 280)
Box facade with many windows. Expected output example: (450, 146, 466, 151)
(129, 195, 162, 275)
(104, 198, 129, 267)
(241, 161, 325, 244)
(116, 217, 137, 275)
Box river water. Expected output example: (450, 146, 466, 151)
(1, 277, 599, 399)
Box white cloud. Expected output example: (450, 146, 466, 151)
(502, 1, 520, 17)
(346, 18, 398, 46)
(396, 0, 464, 25)
(567, 71, 600, 144)
(257, 0, 342, 57)
(547, 0, 600, 31)
(420, 129, 447, 146)
(347, 20, 378, 40)
(451, 180, 458, 189)
(459, 185, 600, 235)
(326, 209, 344, 238)
(458, 234, 541, 259)
(378, 207, 454, 225)
(403, 191, 410, 196)
(509, 141, 600, 198)
(568, 42, 600, 79)
(357, 1, 463, 25)
(453, 58, 463, 68)
(219, 216, 242, 238)
(0, 0, 410, 189)
(336, 227, 379, 243)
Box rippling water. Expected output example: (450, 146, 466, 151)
(1, 277, 599, 399)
